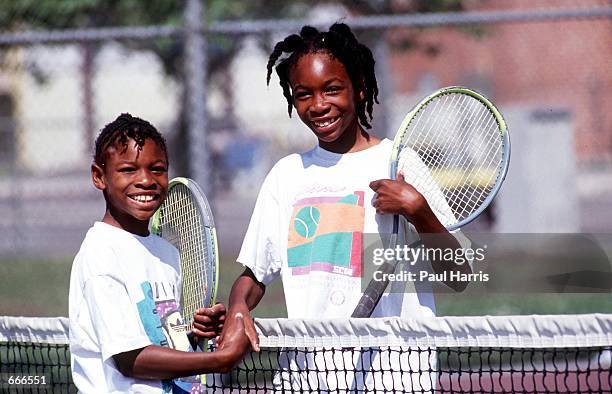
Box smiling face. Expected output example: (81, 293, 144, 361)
(289, 52, 364, 152)
(92, 138, 168, 235)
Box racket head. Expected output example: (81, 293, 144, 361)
(391, 86, 510, 231)
(150, 177, 219, 330)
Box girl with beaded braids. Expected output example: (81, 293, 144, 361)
(220, 24, 471, 389)
(266, 23, 379, 132)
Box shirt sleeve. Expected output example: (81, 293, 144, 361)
(83, 275, 152, 361)
(237, 172, 284, 286)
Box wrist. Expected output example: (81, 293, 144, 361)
(210, 347, 235, 374)
(227, 302, 250, 316)
(401, 200, 445, 233)
(412, 210, 445, 234)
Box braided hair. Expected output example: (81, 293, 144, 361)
(266, 23, 379, 129)
(94, 113, 167, 165)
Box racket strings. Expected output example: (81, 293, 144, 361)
(403, 95, 473, 221)
(428, 94, 488, 172)
(397, 92, 504, 227)
(448, 110, 502, 210)
(411, 94, 475, 174)
(445, 100, 493, 169)
(451, 126, 503, 216)
(157, 185, 212, 328)
(408, 94, 449, 167)
(444, 114, 500, 217)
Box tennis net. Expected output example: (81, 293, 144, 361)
(0, 316, 74, 393)
(208, 314, 612, 393)
(1, 314, 610, 393)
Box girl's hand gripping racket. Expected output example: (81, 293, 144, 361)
(352, 86, 510, 318)
(150, 177, 219, 349)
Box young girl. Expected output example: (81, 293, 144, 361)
(69, 114, 250, 393)
(220, 23, 471, 390)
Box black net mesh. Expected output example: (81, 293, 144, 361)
(207, 345, 612, 393)
(0, 341, 76, 393)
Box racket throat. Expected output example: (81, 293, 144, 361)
(187, 331, 204, 351)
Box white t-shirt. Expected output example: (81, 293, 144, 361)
(238, 138, 451, 320)
(238, 139, 470, 392)
(69, 222, 202, 393)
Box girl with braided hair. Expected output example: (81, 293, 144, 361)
(69, 114, 250, 393)
(221, 23, 471, 391)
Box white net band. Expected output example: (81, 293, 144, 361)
(255, 314, 612, 349)
(0, 316, 69, 345)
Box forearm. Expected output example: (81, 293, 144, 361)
(409, 210, 472, 291)
(115, 344, 236, 380)
(228, 268, 266, 312)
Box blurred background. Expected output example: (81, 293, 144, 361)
(0, 0, 610, 317)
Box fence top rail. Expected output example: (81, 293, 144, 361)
(0, 6, 610, 46)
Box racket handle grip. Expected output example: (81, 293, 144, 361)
(351, 261, 396, 318)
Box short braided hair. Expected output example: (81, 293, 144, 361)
(94, 113, 167, 165)
(266, 23, 379, 129)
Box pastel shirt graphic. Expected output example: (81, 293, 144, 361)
(236, 139, 439, 320)
(288, 191, 365, 278)
(137, 281, 205, 394)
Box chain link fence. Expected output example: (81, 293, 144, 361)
(0, 0, 610, 263)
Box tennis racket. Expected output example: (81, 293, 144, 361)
(352, 86, 510, 318)
(150, 177, 219, 350)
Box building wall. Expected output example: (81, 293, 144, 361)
(388, 0, 612, 160)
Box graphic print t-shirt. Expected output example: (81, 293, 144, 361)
(238, 139, 438, 319)
(69, 222, 203, 393)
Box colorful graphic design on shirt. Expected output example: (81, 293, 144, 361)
(136, 282, 205, 393)
(287, 192, 365, 277)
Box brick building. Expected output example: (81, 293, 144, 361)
(388, 0, 611, 162)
